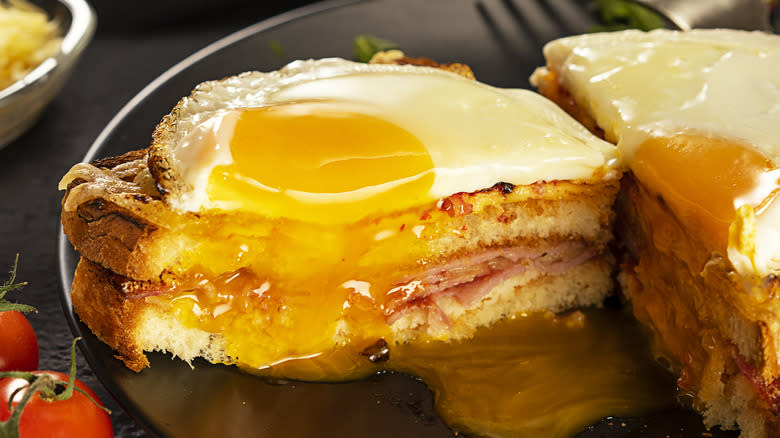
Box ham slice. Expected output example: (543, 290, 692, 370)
(385, 242, 596, 325)
(111, 273, 169, 300)
(733, 350, 780, 415)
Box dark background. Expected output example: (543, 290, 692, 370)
(0, 2, 313, 436)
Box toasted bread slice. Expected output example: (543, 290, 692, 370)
(70, 256, 231, 371)
(532, 29, 780, 437)
(60, 147, 617, 280)
(61, 146, 620, 371)
(71, 250, 615, 373)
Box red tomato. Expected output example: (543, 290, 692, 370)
(0, 371, 113, 438)
(0, 310, 38, 372)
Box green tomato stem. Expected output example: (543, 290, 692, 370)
(0, 374, 46, 438)
(0, 338, 111, 438)
(0, 255, 35, 314)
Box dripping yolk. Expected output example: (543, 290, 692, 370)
(631, 134, 778, 249)
(207, 102, 436, 224)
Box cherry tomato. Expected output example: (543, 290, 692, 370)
(0, 371, 113, 438)
(0, 310, 38, 372)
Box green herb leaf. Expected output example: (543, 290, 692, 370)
(591, 0, 665, 32)
(268, 39, 286, 58)
(54, 337, 109, 414)
(353, 35, 400, 63)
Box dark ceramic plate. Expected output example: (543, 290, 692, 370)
(58, 0, 737, 436)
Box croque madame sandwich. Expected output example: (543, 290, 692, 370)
(532, 29, 780, 437)
(59, 57, 621, 374)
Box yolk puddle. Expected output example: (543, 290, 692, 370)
(247, 309, 676, 438)
(159, 273, 675, 437)
(389, 310, 675, 437)
(631, 134, 778, 250)
(206, 103, 436, 224)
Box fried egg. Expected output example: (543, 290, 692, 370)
(535, 29, 780, 279)
(150, 58, 619, 225)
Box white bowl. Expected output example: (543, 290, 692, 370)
(0, 0, 96, 149)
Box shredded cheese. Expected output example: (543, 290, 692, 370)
(0, 0, 61, 91)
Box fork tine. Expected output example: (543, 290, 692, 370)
(501, 0, 559, 46)
(476, 1, 528, 58)
(476, 0, 595, 59)
(537, 0, 599, 34)
(635, 0, 773, 31)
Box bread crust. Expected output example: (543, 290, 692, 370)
(71, 257, 149, 371)
(91, 148, 148, 171)
(63, 197, 159, 280)
(617, 174, 780, 435)
(61, 147, 168, 280)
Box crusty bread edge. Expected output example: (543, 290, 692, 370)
(71, 257, 149, 371)
(72, 257, 234, 372)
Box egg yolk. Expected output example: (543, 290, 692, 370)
(207, 102, 436, 224)
(631, 134, 779, 250)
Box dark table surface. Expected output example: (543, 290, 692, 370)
(0, 2, 313, 436)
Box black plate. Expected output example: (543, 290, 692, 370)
(58, 0, 737, 436)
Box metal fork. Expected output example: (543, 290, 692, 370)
(635, 0, 774, 31)
(477, 0, 776, 37)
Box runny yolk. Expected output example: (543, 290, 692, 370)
(207, 102, 436, 224)
(161, 101, 682, 436)
(631, 134, 778, 250)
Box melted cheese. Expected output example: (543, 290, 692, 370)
(538, 29, 780, 279)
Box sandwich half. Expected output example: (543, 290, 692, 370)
(532, 29, 780, 437)
(60, 57, 622, 374)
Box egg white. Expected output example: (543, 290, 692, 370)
(154, 58, 620, 220)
